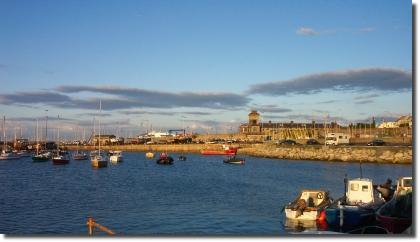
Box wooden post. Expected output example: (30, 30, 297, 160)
(87, 216, 115, 235)
(87, 217, 94, 236)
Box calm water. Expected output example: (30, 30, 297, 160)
(0, 152, 412, 235)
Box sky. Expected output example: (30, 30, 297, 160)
(0, 0, 413, 139)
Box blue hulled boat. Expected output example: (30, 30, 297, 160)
(325, 177, 385, 229)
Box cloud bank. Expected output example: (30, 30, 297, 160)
(248, 68, 412, 96)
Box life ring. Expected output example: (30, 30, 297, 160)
(317, 192, 324, 199)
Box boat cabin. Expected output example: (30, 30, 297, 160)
(296, 190, 329, 207)
(396, 177, 412, 195)
(346, 178, 374, 204)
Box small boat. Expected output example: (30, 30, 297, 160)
(17, 150, 31, 157)
(91, 100, 107, 168)
(52, 150, 70, 165)
(32, 152, 50, 162)
(109, 150, 123, 163)
(178, 155, 187, 161)
(0, 116, 20, 160)
(145, 152, 154, 159)
(284, 190, 332, 221)
(156, 153, 173, 165)
(223, 155, 245, 165)
(73, 151, 88, 160)
(52, 116, 69, 165)
(376, 177, 412, 233)
(0, 149, 20, 160)
(32, 119, 49, 162)
(91, 154, 108, 168)
(325, 176, 385, 229)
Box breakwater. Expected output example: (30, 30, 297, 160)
(65, 144, 412, 164)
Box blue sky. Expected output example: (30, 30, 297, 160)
(0, 0, 412, 138)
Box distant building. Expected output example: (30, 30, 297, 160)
(378, 115, 412, 129)
(93, 134, 116, 145)
(395, 115, 412, 127)
(378, 122, 398, 129)
(239, 110, 338, 140)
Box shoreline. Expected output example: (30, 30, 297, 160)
(65, 143, 412, 164)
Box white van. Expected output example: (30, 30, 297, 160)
(325, 133, 349, 145)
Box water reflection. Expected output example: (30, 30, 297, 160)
(284, 218, 329, 233)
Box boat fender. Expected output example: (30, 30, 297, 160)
(317, 210, 326, 221)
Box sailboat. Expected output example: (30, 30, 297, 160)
(91, 100, 108, 168)
(0, 116, 20, 160)
(32, 119, 49, 162)
(52, 115, 70, 165)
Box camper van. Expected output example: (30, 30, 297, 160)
(325, 133, 349, 145)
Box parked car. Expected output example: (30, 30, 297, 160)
(306, 139, 320, 145)
(277, 139, 298, 145)
(367, 139, 386, 146)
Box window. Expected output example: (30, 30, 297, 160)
(362, 185, 369, 192)
(339, 136, 343, 139)
(351, 183, 359, 191)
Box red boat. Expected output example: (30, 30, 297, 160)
(376, 177, 412, 234)
(201, 146, 238, 155)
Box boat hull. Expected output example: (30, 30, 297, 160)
(110, 155, 123, 163)
(73, 154, 88, 160)
(156, 157, 173, 165)
(201, 150, 236, 155)
(325, 206, 376, 228)
(376, 213, 411, 234)
(375, 191, 412, 233)
(52, 158, 70, 165)
(285, 208, 319, 221)
(91, 159, 108, 168)
(32, 155, 50, 162)
(0, 154, 20, 160)
(223, 159, 245, 165)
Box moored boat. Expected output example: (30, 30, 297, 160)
(284, 190, 332, 221)
(109, 150, 123, 163)
(223, 155, 245, 165)
(376, 177, 412, 233)
(201, 145, 238, 155)
(325, 176, 385, 229)
(52, 151, 70, 165)
(52, 116, 69, 165)
(32, 152, 50, 162)
(73, 151, 88, 160)
(0, 150, 20, 160)
(91, 100, 108, 168)
(156, 153, 173, 165)
(91, 154, 108, 168)
(0, 116, 20, 160)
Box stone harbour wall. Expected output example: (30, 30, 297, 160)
(237, 144, 412, 164)
(66, 143, 412, 164)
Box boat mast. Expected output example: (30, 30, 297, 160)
(2, 116, 5, 151)
(45, 110, 48, 149)
(98, 100, 101, 156)
(56, 115, 60, 156)
(36, 119, 39, 155)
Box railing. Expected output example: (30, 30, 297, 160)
(87, 217, 115, 235)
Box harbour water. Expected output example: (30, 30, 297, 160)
(0, 152, 412, 235)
